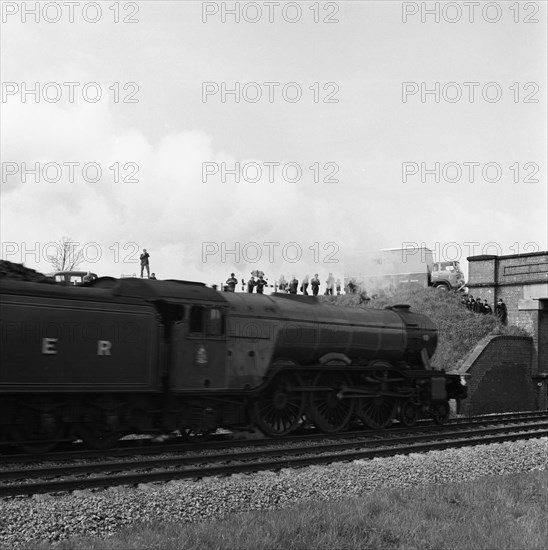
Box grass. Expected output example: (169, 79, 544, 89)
(322, 288, 529, 370)
(28, 470, 548, 550)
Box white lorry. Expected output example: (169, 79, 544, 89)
(344, 247, 466, 293)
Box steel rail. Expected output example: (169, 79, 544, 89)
(1, 422, 547, 498)
(2, 410, 547, 465)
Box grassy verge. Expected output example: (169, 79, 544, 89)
(30, 470, 548, 550)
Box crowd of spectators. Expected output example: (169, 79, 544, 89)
(462, 294, 508, 324)
(224, 272, 366, 298)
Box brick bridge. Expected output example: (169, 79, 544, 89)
(457, 251, 548, 413)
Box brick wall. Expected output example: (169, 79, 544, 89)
(466, 255, 495, 308)
(539, 307, 548, 375)
(498, 254, 548, 285)
(457, 335, 537, 415)
(467, 252, 548, 386)
(467, 252, 548, 325)
(533, 379, 548, 410)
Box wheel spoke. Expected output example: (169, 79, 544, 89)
(251, 372, 304, 437)
(357, 396, 395, 429)
(398, 400, 419, 427)
(309, 373, 353, 434)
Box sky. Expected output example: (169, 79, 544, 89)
(1, 0, 547, 288)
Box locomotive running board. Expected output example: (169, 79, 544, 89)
(286, 385, 414, 399)
(337, 388, 414, 399)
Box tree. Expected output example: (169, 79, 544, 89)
(46, 236, 85, 272)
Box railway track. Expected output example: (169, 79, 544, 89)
(2, 412, 548, 498)
(2, 409, 546, 465)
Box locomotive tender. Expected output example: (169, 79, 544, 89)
(0, 274, 466, 451)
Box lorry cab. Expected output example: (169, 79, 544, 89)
(431, 261, 465, 290)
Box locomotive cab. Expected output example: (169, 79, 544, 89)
(170, 303, 229, 391)
(88, 277, 232, 392)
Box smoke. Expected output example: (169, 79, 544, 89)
(342, 247, 434, 293)
(1, 95, 380, 284)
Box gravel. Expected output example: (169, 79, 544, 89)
(1, 437, 547, 548)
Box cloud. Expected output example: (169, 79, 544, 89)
(2, 8, 546, 286)
(2, 93, 380, 282)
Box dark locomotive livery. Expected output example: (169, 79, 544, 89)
(0, 275, 466, 451)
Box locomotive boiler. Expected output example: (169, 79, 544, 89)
(0, 272, 466, 451)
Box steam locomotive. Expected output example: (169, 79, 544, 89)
(0, 273, 466, 451)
